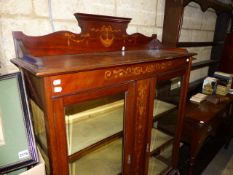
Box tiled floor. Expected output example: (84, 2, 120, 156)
(221, 156, 233, 175)
(202, 139, 233, 175)
(179, 135, 230, 175)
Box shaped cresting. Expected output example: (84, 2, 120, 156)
(12, 13, 163, 59)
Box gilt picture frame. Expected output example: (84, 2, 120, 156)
(0, 72, 38, 174)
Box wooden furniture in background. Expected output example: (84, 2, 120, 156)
(219, 33, 233, 76)
(11, 13, 194, 175)
(183, 95, 233, 175)
(158, 94, 233, 175)
(162, 0, 232, 92)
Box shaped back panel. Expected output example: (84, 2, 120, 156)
(13, 13, 162, 57)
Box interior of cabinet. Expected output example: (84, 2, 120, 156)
(65, 92, 179, 175)
(28, 75, 183, 175)
(65, 94, 123, 155)
(28, 81, 183, 175)
(162, 0, 232, 96)
(147, 76, 183, 175)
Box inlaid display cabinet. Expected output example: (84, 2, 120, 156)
(11, 13, 195, 175)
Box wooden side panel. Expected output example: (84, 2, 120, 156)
(23, 69, 44, 108)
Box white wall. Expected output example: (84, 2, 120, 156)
(0, 0, 165, 72)
(179, 2, 217, 82)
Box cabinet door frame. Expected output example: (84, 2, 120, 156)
(144, 68, 190, 174)
(54, 82, 136, 175)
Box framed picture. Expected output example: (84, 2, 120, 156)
(0, 72, 38, 174)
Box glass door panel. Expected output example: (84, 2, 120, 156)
(148, 77, 182, 175)
(65, 93, 125, 175)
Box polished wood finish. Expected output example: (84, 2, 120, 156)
(12, 13, 162, 58)
(11, 13, 194, 175)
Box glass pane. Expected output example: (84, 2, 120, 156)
(148, 77, 182, 175)
(29, 99, 50, 174)
(65, 93, 125, 175)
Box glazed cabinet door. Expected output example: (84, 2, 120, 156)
(63, 84, 134, 175)
(146, 76, 184, 174)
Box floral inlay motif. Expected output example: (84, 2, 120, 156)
(91, 25, 121, 47)
(105, 61, 173, 80)
(134, 81, 149, 173)
(65, 33, 90, 46)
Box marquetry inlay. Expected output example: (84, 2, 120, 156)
(134, 81, 149, 173)
(105, 61, 173, 80)
(91, 25, 121, 47)
(65, 33, 90, 46)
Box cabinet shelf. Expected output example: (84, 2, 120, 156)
(66, 99, 124, 124)
(66, 99, 124, 155)
(153, 100, 177, 120)
(191, 59, 219, 70)
(177, 41, 224, 48)
(66, 98, 176, 156)
(148, 157, 170, 175)
(150, 128, 173, 156)
(69, 138, 122, 175)
(69, 132, 122, 162)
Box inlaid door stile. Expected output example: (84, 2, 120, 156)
(123, 82, 136, 175)
(132, 79, 151, 175)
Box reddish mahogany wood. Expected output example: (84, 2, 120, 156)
(11, 13, 195, 175)
(12, 13, 162, 58)
(11, 50, 193, 76)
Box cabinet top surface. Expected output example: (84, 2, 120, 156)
(11, 49, 194, 76)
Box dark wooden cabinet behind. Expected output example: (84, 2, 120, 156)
(219, 33, 233, 75)
(11, 13, 195, 175)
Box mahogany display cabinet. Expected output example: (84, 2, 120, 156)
(11, 13, 195, 175)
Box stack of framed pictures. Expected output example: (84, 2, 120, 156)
(0, 72, 38, 174)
